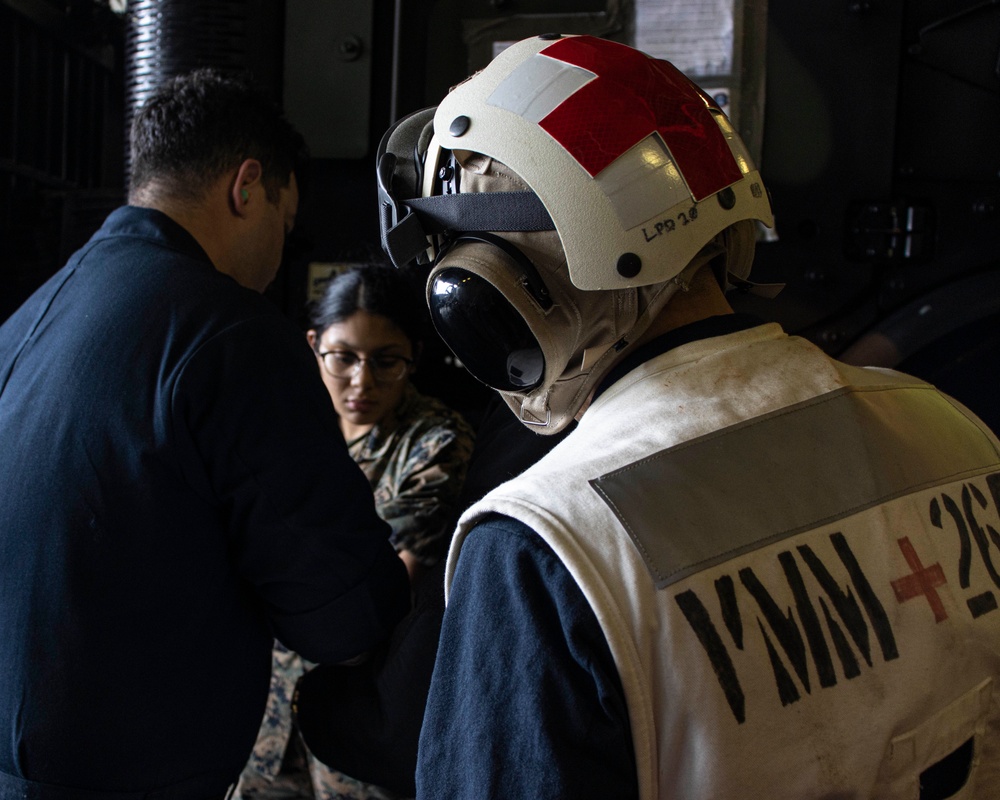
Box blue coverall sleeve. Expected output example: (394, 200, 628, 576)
(416, 515, 638, 799)
(174, 315, 409, 664)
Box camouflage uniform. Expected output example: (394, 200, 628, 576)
(235, 385, 474, 800)
(347, 384, 475, 567)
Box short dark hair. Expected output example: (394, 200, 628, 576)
(310, 264, 428, 348)
(129, 68, 308, 204)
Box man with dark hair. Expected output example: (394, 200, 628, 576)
(376, 35, 1000, 799)
(0, 69, 408, 797)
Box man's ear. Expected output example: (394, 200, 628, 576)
(230, 158, 263, 217)
(306, 329, 319, 350)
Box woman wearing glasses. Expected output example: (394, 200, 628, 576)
(306, 263, 475, 581)
(235, 264, 474, 800)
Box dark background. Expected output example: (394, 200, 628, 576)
(2, 0, 997, 429)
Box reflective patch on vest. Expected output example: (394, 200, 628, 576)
(591, 385, 1000, 590)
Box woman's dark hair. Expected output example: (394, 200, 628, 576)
(310, 263, 429, 348)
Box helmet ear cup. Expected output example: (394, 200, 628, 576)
(426, 235, 552, 391)
(445, 231, 553, 311)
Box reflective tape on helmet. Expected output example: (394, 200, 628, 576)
(525, 36, 742, 201)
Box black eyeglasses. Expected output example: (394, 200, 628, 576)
(317, 350, 413, 383)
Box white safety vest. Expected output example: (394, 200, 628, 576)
(448, 324, 1000, 799)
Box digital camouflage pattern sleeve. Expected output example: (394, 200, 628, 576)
(348, 385, 475, 566)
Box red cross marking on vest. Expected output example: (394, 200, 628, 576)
(891, 537, 948, 623)
(537, 36, 742, 199)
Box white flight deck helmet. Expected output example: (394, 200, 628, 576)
(377, 33, 774, 434)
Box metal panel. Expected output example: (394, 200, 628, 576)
(284, 0, 374, 159)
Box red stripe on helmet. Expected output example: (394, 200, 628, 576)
(538, 36, 742, 201)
